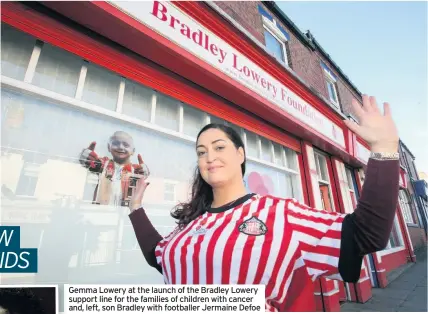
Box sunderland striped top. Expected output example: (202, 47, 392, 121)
(154, 194, 352, 311)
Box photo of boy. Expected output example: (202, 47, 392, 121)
(79, 131, 149, 206)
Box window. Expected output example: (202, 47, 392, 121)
(399, 190, 415, 224)
(322, 63, 340, 108)
(1, 23, 36, 80)
(314, 151, 335, 212)
(262, 17, 289, 66)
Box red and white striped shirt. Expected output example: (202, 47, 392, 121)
(154, 194, 349, 311)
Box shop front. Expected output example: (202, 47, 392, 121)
(0, 1, 414, 312)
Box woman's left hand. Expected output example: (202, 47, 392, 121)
(344, 95, 399, 153)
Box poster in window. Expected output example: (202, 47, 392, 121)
(78, 131, 150, 207)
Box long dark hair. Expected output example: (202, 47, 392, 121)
(171, 123, 246, 227)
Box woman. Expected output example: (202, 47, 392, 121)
(129, 95, 400, 311)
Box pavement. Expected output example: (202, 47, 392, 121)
(341, 246, 427, 312)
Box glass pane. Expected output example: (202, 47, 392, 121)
(32, 43, 83, 97)
(155, 93, 179, 131)
(1, 23, 36, 80)
(315, 153, 329, 182)
(81, 62, 120, 111)
(260, 137, 272, 163)
(285, 147, 298, 171)
(345, 168, 354, 190)
(228, 123, 243, 141)
(183, 105, 205, 137)
(264, 29, 285, 62)
(122, 80, 152, 122)
(245, 131, 259, 158)
(210, 115, 228, 126)
(273, 143, 284, 167)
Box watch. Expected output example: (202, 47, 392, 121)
(370, 152, 399, 160)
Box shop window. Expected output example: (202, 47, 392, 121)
(314, 151, 335, 211)
(155, 93, 180, 131)
(399, 190, 416, 224)
(385, 214, 404, 249)
(121, 79, 153, 122)
(183, 105, 206, 137)
(1, 23, 36, 80)
(262, 17, 289, 66)
(260, 137, 273, 163)
(81, 62, 121, 111)
(245, 131, 259, 158)
(32, 43, 83, 97)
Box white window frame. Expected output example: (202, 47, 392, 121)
(262, 16, 289, 66)
(323, 68, 340, 108)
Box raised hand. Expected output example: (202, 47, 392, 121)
(344, 95, 399, 153)
(133, 154, 150, 178)
(79, 141, 101, 170)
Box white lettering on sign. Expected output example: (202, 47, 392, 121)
(356, 141, 370, 164)
(109, 1, 346, 147)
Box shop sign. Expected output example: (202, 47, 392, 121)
(110, 1, 346, 148)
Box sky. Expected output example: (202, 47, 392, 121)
(276, 1, 428, 173)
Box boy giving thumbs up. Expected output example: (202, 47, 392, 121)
(79, 131, 149, 207)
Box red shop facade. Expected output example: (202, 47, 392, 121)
(0, 1, 416, 311)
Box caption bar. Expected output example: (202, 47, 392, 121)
(65, 284, 265, 313)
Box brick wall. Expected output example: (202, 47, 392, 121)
(214, 1, 265, 43)
(408, 226, 427, 250)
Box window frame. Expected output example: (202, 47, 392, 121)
(262, 16, 289, 66)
